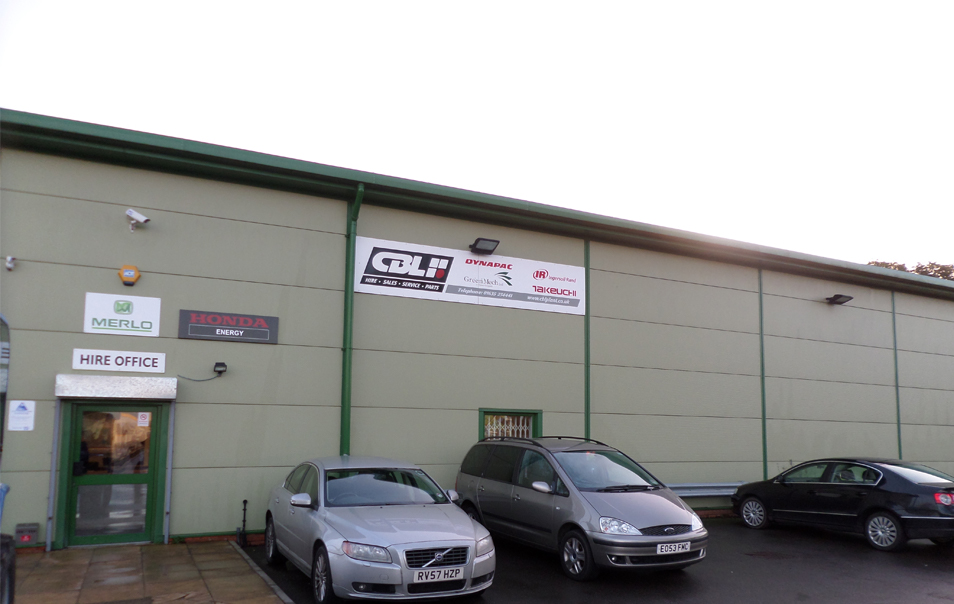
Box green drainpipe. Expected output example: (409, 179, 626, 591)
(584, 240, 591, 439)
(892, 292, 902, 459)
(340, 184, 365, 455)
(759, 269, 768, 480)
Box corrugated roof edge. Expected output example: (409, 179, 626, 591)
(3, 107, 953, 301)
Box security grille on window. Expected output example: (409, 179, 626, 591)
(484, 413, 533, 438)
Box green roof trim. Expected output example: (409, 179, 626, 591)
(3, 108, 953, 301)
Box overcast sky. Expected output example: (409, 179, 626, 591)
(2, 1, 951, 268)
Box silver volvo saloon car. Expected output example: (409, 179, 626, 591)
(265, 456, 495, 602)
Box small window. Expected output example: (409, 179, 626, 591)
(483, 446, 521, 483)
(284, 464, 310, 493)
(479, 408, 542, 440)
(299, 466, 320, 502)
(461, 445, 492, 477)
(516, 450, 556, 489)
(782, 462, 829, 483)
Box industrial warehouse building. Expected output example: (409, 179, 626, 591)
(1, 109, 952, 549)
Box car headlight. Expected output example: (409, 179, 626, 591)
(476, 535, 494, 557)
(342, 541, 392, 563)
(600, 517, 642, 535)
(691, 513, 704, 531)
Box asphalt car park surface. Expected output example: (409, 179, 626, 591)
(245, 517, 954, 604)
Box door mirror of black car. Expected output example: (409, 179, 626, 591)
(531, 481, 553, 494)
(290, 493, 313, 508)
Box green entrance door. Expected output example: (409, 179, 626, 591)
(65, 403, 164, 546)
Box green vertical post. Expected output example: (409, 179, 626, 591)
(892, 292, 903, 459)
(340, 184, 364, 456)
(584, 240, 591, 440)
(759, 270, 768, 479)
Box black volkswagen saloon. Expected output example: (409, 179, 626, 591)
(732, 458, 954, 551)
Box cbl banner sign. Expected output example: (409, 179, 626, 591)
(354, 237, 586, 315)
(73, 349, 166, 373)
(84, 292, 161, 337)
(178, 310, 279, 344)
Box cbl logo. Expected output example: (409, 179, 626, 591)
(364, 247, 454, 283)
(114, 300, 134, 314)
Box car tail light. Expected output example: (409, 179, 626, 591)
(936, 493, 953, 506)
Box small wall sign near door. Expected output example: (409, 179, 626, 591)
(84, 293, 161, 337)
(177, 310, 279, 344)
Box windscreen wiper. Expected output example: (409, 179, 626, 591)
(597, 485, 652, 492)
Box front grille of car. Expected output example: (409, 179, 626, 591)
(405, 547, 469, 568)
(613, 550, 703, 566)
(407, 580, 467, 594)
(639, 524, 692, 536)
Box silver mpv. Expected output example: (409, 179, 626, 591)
(455, 437, 707, 580)
(266, 456, 495, 602)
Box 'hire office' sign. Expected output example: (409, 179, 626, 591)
(178, 310, 279, 344)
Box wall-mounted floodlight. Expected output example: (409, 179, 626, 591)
(213, 362, 228, 375)
(826, 294, 854, 305)
(469, 238, 500, 255)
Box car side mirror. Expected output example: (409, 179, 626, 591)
(446, 489, 460, 503)
(531, 481, 553, 494)
(290, 493, 313, 508)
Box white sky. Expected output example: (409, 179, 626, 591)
(1, 1, 951, 267)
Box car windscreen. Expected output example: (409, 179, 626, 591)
(876, 462, 954, 486)
(324, 468, 449, 507)
(552, 450, 661, 491)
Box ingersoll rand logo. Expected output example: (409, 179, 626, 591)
(361, 247, 455, 293)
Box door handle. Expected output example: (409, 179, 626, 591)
(513, 494, 521, 501)
(275, 497, 279, 504)
(478, 486, 485, 492)
(807, 490, 816, 496)
(290, 508, 295, 515)
(856, 492, 867, 497)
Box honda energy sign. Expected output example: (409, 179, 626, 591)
(355, 237, 585, 315)
(84, 292, 161, 337)
(178, 310, 279, 344)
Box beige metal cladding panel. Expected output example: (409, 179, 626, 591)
(0, 399, 56, 472)
(0, 150, 347, 233)
(639, 461, 763, 484)
(352, 350, 582, 413)
(591, 414, 762, 463)
(3, 263, 343, 346)
(591, 317, 760, 375)
(354, 295, 583, 363)
(897, 350, 954, 391)
(358, 205, 584, 266)
(899, 425, 954, 466)
(762, 294, 894, 348)
(896, 313, 954, 356)
(350, 407, 476, 470)
(591, 269, 759, 333)
(761, 271, 892, 312)
(1, 190, 345, 290)
(0, 471, 50, 536)
(900, 388, 954, 427)
(543, 411, 585, 437)
(172, 404, 339, 469)
(592, 365, 760, 418)
(895, 291, 954, 322)
(763, 337, 895, 385)
(172, 343, 340, 407)
(170, 467, 289, 535)
(766, 419, 899, 462)
(4, 328, 339, 405)
(764, 378, 897, 424)
(590, 241, 759, 291)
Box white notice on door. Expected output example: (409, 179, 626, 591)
(8, 400, 36, 431)
(137, 412, 151, 427)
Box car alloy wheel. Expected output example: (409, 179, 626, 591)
(741, 497, 769, 529)
(264, 518, 285, 566)
(865, 512, 907, 551)
(312, 545, 335, 603)
(462, 503, 481, 523)
(560, 529, 598, 581)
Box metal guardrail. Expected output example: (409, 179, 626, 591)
(668, 482, 744, 498)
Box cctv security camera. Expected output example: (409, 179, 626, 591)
(126, 209, 150, 231)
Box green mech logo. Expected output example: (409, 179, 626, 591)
(114, 300, 133, 314)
